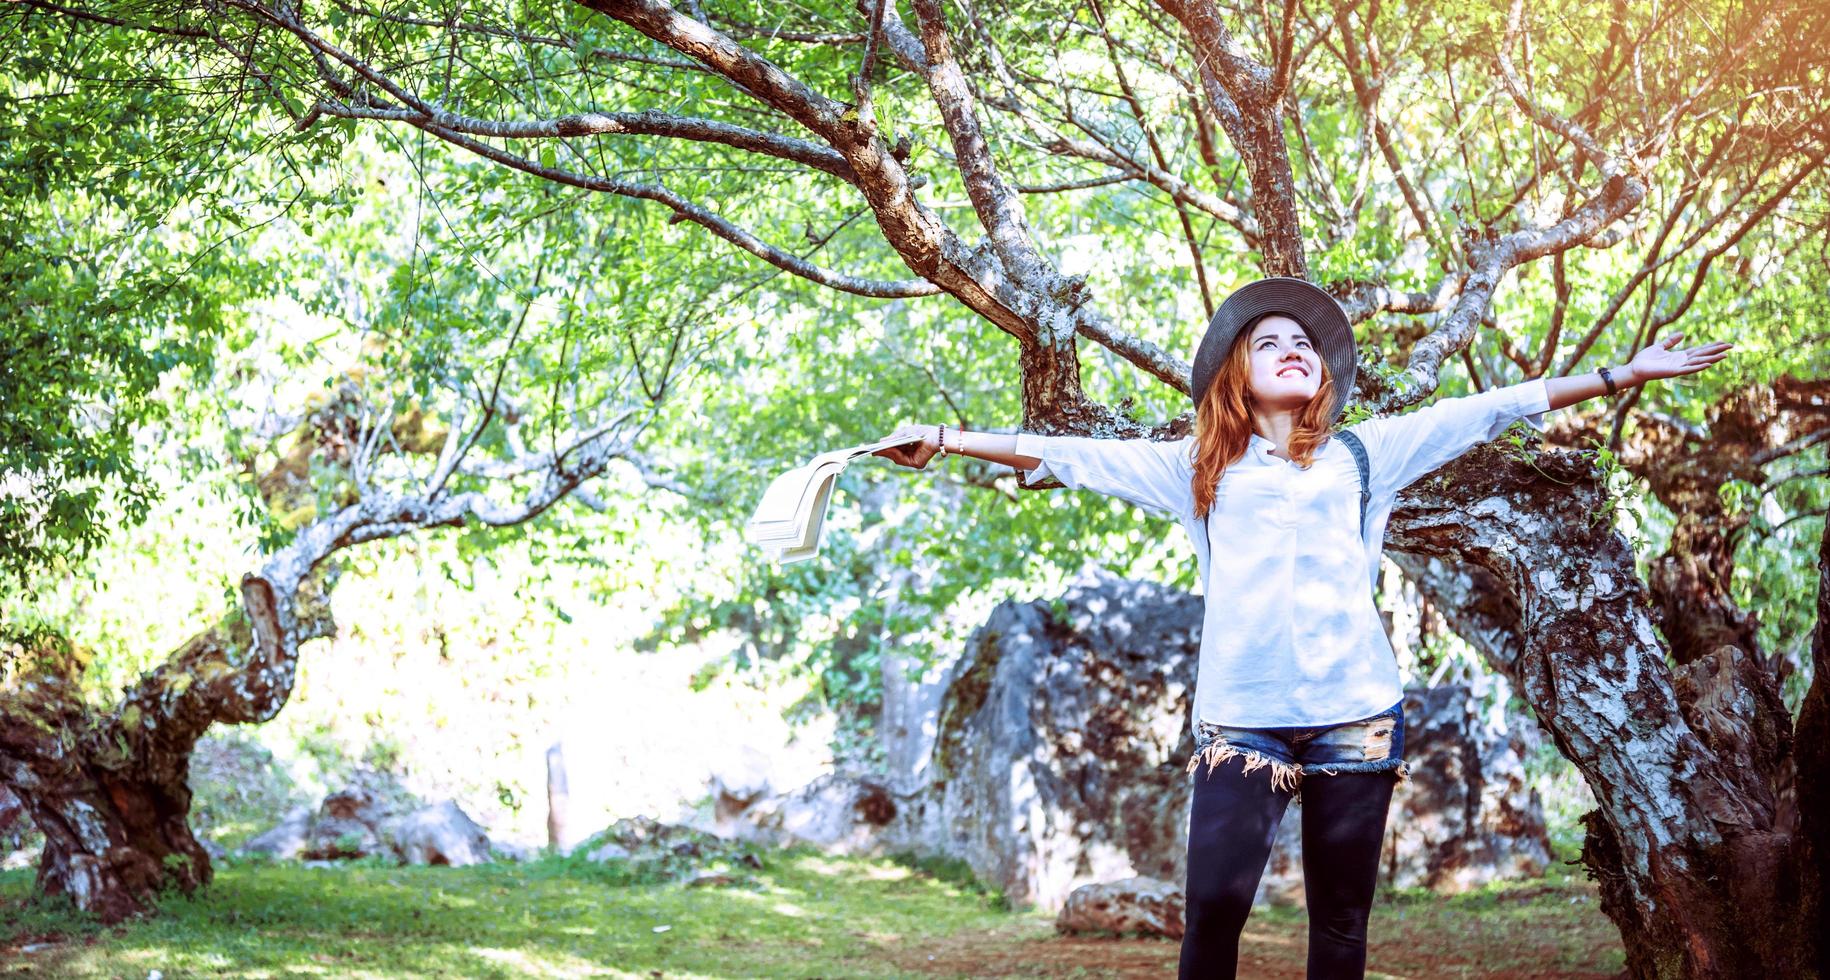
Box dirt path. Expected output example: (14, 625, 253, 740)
(883, 880, 1624, 979)
(888, 929, 1620, 979)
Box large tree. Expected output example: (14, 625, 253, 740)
(0, 80, 725, 915)
(5, 0, 1827, 974)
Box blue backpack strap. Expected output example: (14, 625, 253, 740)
(1333, 429, 1372, 539)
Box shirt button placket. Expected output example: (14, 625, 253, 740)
(1280, 462, 1295, 528)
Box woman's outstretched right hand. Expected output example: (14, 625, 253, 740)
(872, 424, 941, 469)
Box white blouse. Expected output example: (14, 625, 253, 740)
(1013, 378, 1554, 728)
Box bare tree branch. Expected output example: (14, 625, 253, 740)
(302, 97, 937, 297)
(1032, 127, 1258, 234)
(906, 0, 1044, 280)
(17, 0, 205, 37)
(1331, 275, 1466, 324)
(1495, 0, 1619, 180)
(572, 0, 851, 138)
(1074, 313, 1194, 396)
(1266, 0, 1300, 100)
(1154, 0, 1306, 275)
(1089, 0, 1215, 314)
(709, 16, 867, 45)
(322, 0, 709, 73)
(1330, 3, 1445, 255)
(305, 102, 857, 181)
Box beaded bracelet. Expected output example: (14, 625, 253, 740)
(937, 423, 948, 457)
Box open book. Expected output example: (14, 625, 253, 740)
(745, 434, 917, 563)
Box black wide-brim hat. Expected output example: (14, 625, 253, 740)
(1189, 276, 1357, 425)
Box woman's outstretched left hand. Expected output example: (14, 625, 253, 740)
(1626, 332, 1734, 384)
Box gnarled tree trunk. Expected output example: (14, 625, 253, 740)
(3, 658, 209, 922)
(0, 381, 643, 921)
(1387, 438, 1816, 978)
(0, 593, 320, 920)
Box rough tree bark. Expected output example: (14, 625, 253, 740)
(0, 391, 369, 919)
(1796, 514, 1830, 977)
(1394, 371, 1827, 973)
(0, 580, 331, 921)
(1383, 433, 1816, 978)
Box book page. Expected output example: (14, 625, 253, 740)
(747, 432, 926, 559)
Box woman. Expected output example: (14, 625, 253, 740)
(873, 277, 1732, 979)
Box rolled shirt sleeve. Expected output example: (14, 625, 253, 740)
(1345, 378, 1553, 498)
(1011, 432, 1196, 517)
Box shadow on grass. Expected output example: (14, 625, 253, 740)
(884, 851, 1013, 910)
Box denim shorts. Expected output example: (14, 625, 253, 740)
(1184, 699, 1410, 801)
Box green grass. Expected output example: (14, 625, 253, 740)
(1, 846, 1035, 979)
(0, 848, 1624, 979)
(1360, 871, 1626, 978)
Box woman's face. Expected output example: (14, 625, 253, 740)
(1244, 315, 1321, 409)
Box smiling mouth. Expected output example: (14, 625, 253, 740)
(1277, 366, 1308, 379)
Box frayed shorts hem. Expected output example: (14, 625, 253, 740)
(1185, 739, 1307, 794)
(1185, 739, 1411, 803)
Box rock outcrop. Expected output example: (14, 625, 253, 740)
(705, 745, 777, 836)
(240, 779, 496, 867)
(724, 566, 1555, 912)
(241, 806, 312, 860)
(1380, 684, 1553, 891)
(728, 772, 907, 853)
(1253, 683, 1553, 906)
(912, 571, 1200, 909)
(392, 800, 492, 867)
(302, 787, 394, 860)
(577, 815, 764, 886)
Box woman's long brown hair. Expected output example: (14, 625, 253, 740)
(1191, 321, 1338, 519)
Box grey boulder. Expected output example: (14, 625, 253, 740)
(390, 800, 493, 867)
(1056, 876, 1186, 939)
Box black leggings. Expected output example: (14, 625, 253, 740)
(1178, 753, 1396, 979)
